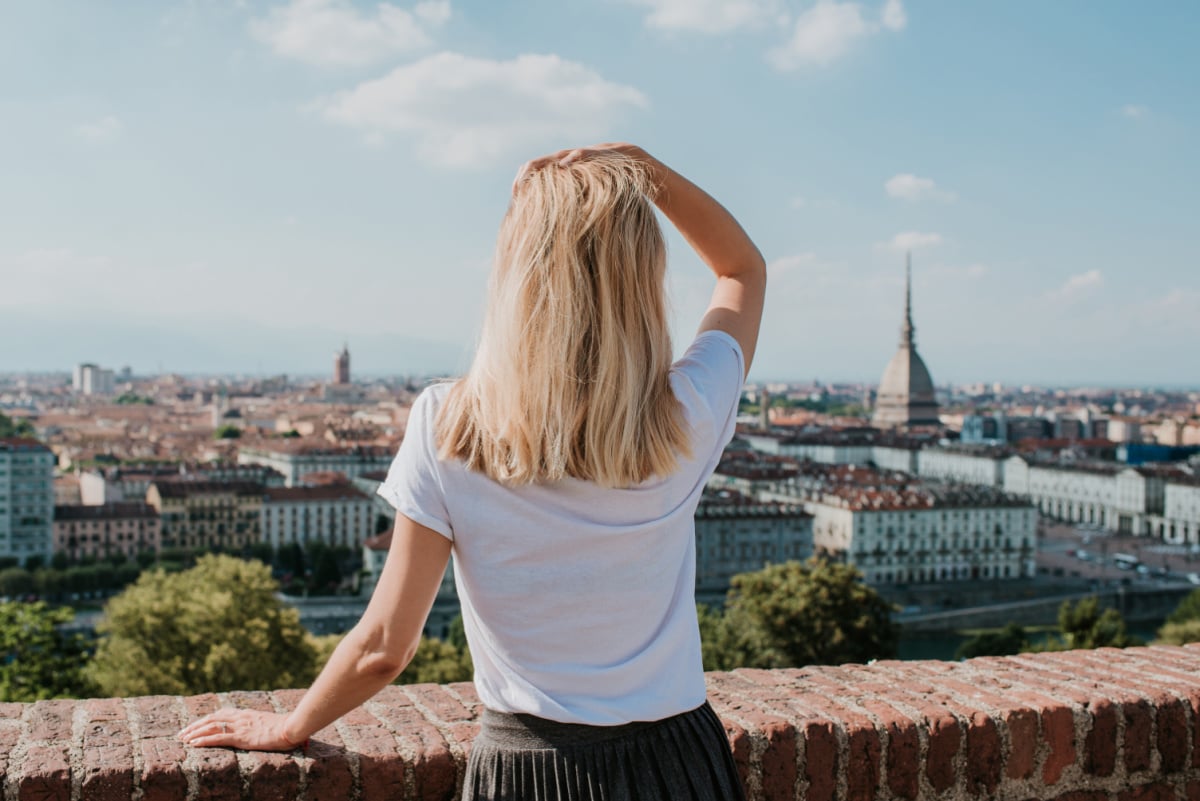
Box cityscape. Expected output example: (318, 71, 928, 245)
(2, 261, 1197, 653)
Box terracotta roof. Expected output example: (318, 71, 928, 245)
(264, 484, 370, 503)
(54, 503, 158, 521)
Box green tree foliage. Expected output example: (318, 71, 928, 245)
(955, 623, 1030, 659)
(0, 602, 93, 701)
(1165, 588, 1200, 626)
(704, 559, 899, 669)
(1036, 596, 1138, 652)
(213, 425, 242, 440)
(87, 555, 316, 696)
(0, 413, 35, 439)
(0, 568, 34, 599)
(1156, 620, 1200, 646)
(1154, 589, 1200, 645)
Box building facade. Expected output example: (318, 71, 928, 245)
(0, 439, 55, 564)
(53, 503, 161, 560)
(146, 480, 263, 551)
(261, 483, 375, 550)
(238, 444, 393, 487)
(872, 255, 940, 429)
(694, 490, 813, 597)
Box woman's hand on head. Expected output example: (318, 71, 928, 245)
(511, 143, 658, 195)
(178, 708, 303, 752)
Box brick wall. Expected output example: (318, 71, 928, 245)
(3, 644, 1200, 800)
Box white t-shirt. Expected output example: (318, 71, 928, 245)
(377, 329, 744, 725)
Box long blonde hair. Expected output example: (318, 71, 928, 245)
(436, 154, 689, 487)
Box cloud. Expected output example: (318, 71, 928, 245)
(884, 173, 955, 202)
(881, 0, 906, 30)
(314, 52, 649, 168)
(1047, 269, 1103, 300)
(1120, 104, 1148, 119)
(768, 0, 904, 70)
(250, 0, 448, 67)
(627, 0, 783, 34)
(882, 231, 942, 251)
(75, 116, 122, 141)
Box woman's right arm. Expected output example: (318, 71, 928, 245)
(642, 150, 765, 378)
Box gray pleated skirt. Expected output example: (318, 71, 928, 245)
(461, 701, 746, 801)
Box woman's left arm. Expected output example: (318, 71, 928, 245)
(178, 514, 452, 751)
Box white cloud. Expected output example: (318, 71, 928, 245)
(882, 231, 942, 251)
(250, 0, 448, 67)
(75, 116, 123, 141)
(881, 0, 906, 30)
(1047, 269, 1103, 300)
(1120, 104, 1148, 119)
(884, 173, 955, 202)
(768, 0, 904, 70)
(314, 52, 649, 168)
(413, 0, 451, 26)
(628, 0, 783, 34)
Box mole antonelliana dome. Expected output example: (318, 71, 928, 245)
(872, 255, 940, 429)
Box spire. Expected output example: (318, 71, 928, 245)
(900, 252, 915, 347)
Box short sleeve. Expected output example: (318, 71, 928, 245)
(376, 388, 454, 541)
(670, 329, 745, 454)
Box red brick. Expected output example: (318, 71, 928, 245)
(1187, 780, 1200, 801)
(1041, 705, 1076, 785)
(858, 700, 919, 801)
(717, 716, 753, 796)
(924, 713, 960, 793)
(17, 744, 70, 801)
(270, 688, 307, 711)
(302, 739, 355, 801)
(82, 718, 134, 801)
(1084, 699, 1118, 777)
(1125, 699, 1154, 773)
(182, 693, 223, 720)
(966, 711, 1002, 794)
(243, 750, 302, 801)
(27, 699, 74, 741)
(140, 738, 188, 801)
(1005, 707, 1039, 780)
(341, 715, 409, 801)
(1157, 698, 1189, 773)
(405, 683, 475, 723)
(446, 681, 481, 708)
(844, 721, 882, 801)
(800, 718, 838, 801)
(1119, 783, 1180, 801)
(131, 696, 186, 738)
(224, 690, 274, 712)
(0, 702, 24, 719)
(190, 746, 241, 801)
(757, 718, 798, 801)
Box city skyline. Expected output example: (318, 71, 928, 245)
(1, 1, 1197, 384)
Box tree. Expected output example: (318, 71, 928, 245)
(87, 554, 316, 696)
(707, 558, 899, 669)
(0, 413, 35, 439)
(956, 623, 1029, 659)
(0, 602, 93, 701)
(1156, 620, 1200, 646)
(214, 425, 241, 440)
(1165, 588, 1200, 626)
(0, 568, 34, 599)
(1036, 597, 1138, 651)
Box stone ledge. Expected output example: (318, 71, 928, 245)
(2, 645, 1200, 800)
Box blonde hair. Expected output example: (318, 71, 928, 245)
(436, 154, 690, 487)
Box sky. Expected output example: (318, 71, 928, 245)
(1, 0, 1197, 386)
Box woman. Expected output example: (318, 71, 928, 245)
(179, 143, 766, 800)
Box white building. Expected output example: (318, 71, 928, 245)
(239, 444, 393, 487)
(760, 465, 1037, 585)
(694, 491, 813, 596)
(0, 438, 55, 564)
(1164, 479, 1200, 543)
(74, 363, 115, 396)
(917, 445, 1009, 487)
(261, 483, 375, 550)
